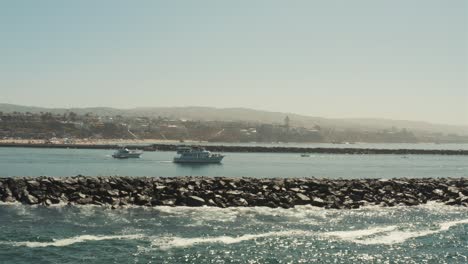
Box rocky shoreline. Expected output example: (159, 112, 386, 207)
(1, 143, 468, 155)
(1, 176, 467, 209)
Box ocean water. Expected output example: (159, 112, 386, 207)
(1, 147, 467, 178)
(1, 146, 467, 263)
(0, 203, 466, 263)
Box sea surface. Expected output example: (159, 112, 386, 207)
(0, 147, 467, 178)
(1, 145, 467, 263)
(0, 203, 467, 263)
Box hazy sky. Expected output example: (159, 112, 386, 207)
(0, 1, 467, 125)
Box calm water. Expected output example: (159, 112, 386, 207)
(0, 147, 467, 178)
(1, 146, 467, 263)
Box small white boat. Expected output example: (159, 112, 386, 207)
(112, 147, 143, 159)
(173, 146, 224, 163)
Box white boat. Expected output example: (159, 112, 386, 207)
(112, 147, 143, 159)
(173, 146, 224, 163)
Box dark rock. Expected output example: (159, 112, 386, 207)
(106, 190, 119, 197)
(310, 197, 326, 207)
(0, 176, 466, 209)
(59, 194, 69, 203)
(382, 185, 394, 193)
(403, 198, 419, 206)
(226, 190, 243, 196)
(186, 196, 205, 206)
(76, 197, 93, 205)
(266, 201, 278, 208)
(1, 187, 15, 202)
(432, 189, 444, 197)
(445, 199, 459, 206)
(207, 199, 217, 206)
(233, 198, 248, 206)
(27, 180, 40, 189)
(135, 194, 151, 205)
(295, 193, 310, 205)
(447, 187, 460, 196)
(24, 194, 39, 204)
(160, 199, 176, 206)
(43, 199, 52, 206)
(290, 188, 301, 193)
(69, 192, 86, 201)
(47, 196, 61, 204)
(92, 200, 105, 206)
(455, 196, 468, 205)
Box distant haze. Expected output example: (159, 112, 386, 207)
(0, 1, 467, 125)
(1, 103, 468, 136)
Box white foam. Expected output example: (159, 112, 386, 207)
(354, 230, 435, 245)
(339, 219, 468, 245)
(152, 205, 333, 226)
(0, 201, 21, 206)
(151, 230, 311, 250)
(149, 225, 411, 250)
(2, 234, 144, 248)
(324, 226, 398, 240)
(439, 219, 468, 231)
(149, 218, 468, 249)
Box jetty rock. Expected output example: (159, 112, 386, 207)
(0, 176, 467, 209)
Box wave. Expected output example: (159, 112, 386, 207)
(333, 219, 468, 245)
(323, 226, 398, 241)
(439, 219, 468, 230)
(149, 226, 405, 250)
(0, 234, 144, 248)
(150, 218, 468, 249)
(3, 218, 466, 249)
(149, 226, 400, 250)
(151, 230, 311, 250)
(153, 204, 334, 224)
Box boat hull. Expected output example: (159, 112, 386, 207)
(173, 156, 224, 163)
(112, 153, 142, 159)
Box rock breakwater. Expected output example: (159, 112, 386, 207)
(1, 143, 468, 155)
(150, 144, 468, 155)
(1, 176, 467, 209)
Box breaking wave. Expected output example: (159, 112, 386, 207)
(1, 234, 144, 248)
(149, 218, 468, 249)
(326, 219, 468, 245)
(150, 230, 311, 250)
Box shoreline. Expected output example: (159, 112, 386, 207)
(1, 176, 467, 209)
(1, 142, 468, 155)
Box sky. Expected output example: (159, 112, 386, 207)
(0, 0, 467, 125)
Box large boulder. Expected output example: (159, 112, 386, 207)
(310, 197, 327, 207)
(186, 196, 205, 206)
(295, 193, 310, 205)
(134, 194, 151, 206)
(24, 194, 39, 205)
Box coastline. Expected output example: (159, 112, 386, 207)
(1, 142, 468, 155)
(1, 176, 467, 209)
(0, 139, 192, 145)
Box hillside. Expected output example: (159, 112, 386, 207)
(1, 103, 467, 135)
